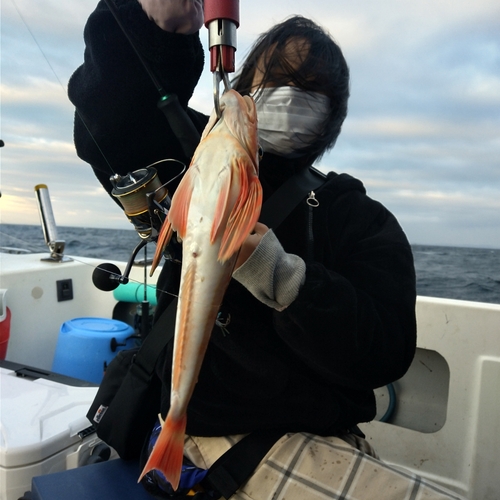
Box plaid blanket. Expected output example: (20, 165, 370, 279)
(184, 432, 467, 499)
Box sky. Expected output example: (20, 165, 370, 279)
(1, 0, 499, 249)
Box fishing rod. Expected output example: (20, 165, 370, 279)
(103, 0, 241, 152)
(100, 0, 240, 242)
(102, 0, 201, 160)
(4, 2, 182, 323)
(93, 1, 242, 326)
(8, 0, 240, 308)
(10, 0, 197, 244)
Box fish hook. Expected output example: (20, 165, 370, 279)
(213, 46, 232, 119)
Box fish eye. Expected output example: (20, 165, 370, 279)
(258, 145, 263, 160)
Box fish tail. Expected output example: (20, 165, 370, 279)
(138, 412, 187, 491)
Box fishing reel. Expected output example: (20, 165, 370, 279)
(95, 161, 178, 340)
(93, 159, 185, 300)
(110, 159, 185, 241)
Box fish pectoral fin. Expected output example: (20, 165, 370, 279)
(168, 166, 195, 240)
(218, 163, 263, 262)
(150, 218, 173, 276)
(150, 166, 196, 277)
(210, 168, 231, 244)
(138, 412, 187, 492)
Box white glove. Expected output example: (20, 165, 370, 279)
(137, 0, 204, 34)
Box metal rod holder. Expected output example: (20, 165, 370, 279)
(34, 184, 71, 262)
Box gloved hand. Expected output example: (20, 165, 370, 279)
(233, 227, 306, 311)
(137, 0, 204, 34)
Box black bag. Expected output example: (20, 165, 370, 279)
(87, 298, 177, 459)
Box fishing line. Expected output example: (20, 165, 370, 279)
(103, 0, 201, 159)
(103, 0, 166, 98)
(9, 0, 116, 174)
(0, 228, 179, 300)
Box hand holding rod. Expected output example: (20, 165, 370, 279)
(103, 0, 200, 159)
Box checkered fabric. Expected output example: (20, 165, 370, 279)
(184, 432, 467, 500)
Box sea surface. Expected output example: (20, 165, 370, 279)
(1, 223, 499, 305)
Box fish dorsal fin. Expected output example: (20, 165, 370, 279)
(217, 157, 262, 262)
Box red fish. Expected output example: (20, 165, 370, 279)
(139, 89, 262, 490)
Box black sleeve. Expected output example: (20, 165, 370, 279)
(67, 0, 207, 196)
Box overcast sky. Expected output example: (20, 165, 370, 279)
(1, 0, 499, 248)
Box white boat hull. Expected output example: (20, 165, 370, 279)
(360, 296, 500, 499)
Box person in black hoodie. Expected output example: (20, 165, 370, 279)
(69, 2, 462, 499)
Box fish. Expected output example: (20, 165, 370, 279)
(139, 89, 262, 490)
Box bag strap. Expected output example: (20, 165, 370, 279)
(201, 429, 286, 499)
(131, 297, 178, 379)
(259, 165, 326, 228)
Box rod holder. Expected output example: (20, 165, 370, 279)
(34, 184, 71, 262)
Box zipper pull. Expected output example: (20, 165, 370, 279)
(307, 190, 319, 207)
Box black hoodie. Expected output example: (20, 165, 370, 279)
(68, 0, 416, 437)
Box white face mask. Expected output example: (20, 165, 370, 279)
(251, 86, 330, 158)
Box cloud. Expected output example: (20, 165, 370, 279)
(1, 0, 499, 249)
(2, 79, 65, 104)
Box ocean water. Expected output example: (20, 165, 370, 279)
(412, 245, 500, 305)
(1, 223, 499, 305)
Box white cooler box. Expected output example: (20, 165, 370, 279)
(0, 361, 113, 500)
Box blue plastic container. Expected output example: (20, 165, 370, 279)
(52, 317, 135, 384)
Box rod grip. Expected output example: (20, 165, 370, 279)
(157, 94, 200, 159)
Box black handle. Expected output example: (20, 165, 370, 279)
(158, 94, 201, 159)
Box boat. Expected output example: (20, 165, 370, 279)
(1, 185, 499, 500)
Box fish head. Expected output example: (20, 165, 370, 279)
(201, 89, 260, 172)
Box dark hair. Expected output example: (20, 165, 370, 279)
(234, 16, 350, 162)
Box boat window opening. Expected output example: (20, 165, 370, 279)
(374, 348, 450, 433)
